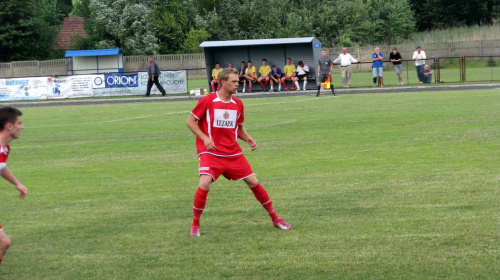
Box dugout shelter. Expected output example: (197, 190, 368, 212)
(65, 48, 124, 75)
(200, 37, 323, 91)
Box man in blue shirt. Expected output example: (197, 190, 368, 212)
(269, 65, 283, 92)
(372, 47, 384, 87)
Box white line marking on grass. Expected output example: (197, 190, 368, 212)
(33, 95, 335, 128)
(250, 120, 297, 129)
(247, 95, 334, 107)
(34, 111, 189, 128)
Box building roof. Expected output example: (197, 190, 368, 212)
(65, 49, 121, 58)
(199, 37, 317, 48)
(54, 17, 88, 50)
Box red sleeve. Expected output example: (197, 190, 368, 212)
(190, 96, 209, 120)
(237, 100, 244, 125)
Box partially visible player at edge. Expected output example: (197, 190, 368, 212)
(0, 106, 28, 265)
(186, 68, 291, 237)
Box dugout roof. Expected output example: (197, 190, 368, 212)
(64, 48, 124, 75)
(200, 37, 323, 90)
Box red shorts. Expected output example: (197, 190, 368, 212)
(199, 153, 254, 181)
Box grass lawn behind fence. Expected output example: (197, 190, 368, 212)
(0, 89, 498, 279)
(188, 64, 500, 92)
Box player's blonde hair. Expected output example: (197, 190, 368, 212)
(217, 67, 239, 81)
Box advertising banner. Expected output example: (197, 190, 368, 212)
(0, 70, 187, 101)
(0, 77, 50, 101)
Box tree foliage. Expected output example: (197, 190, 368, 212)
(408, 0, 500, 31)
(0, 0, 62, 62)
(79, 0, 159, 55)
(2, 0, 500, 61)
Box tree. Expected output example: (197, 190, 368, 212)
(0, 0, 61, 62)
(408, 0, 499, 31)
(152, 0, 192, 54)
(83, 0, 159, 55)
(369, 0, 415, 45)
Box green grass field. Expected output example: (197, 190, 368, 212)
(1, 89, 498, 279)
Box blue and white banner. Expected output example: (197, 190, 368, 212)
(0, 77, 50, 101)
(0, 70, 187, 101)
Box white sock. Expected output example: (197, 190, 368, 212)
(303, 81, 307, 89)
(295, 81, 300, 89)
(242, 88, 245, 92)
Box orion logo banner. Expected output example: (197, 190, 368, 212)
(105, 73, 139, 88)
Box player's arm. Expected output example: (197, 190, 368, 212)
(237, 125, 256, 151)
(1, 165, 27, 199)
(187, 114, 216, 151)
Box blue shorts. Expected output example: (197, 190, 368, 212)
(372, 67, 383, 77)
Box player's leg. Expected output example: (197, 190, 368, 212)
(294, 76, 300, 90)
(270, 76, 276, 91)
(0, 229, 11, 265)
(243, 176, 291, 230)
(280, 76, 288, 91)
(316, 75, 323, 97)
(210, 79, 216, 92)
(257, 77, 266, 89)
(303, 76, 307, 90)
(329, 74, 335, 96)
(191, 175, 212, 237)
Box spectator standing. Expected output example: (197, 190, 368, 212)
(422, 64, 433, 83)
(244, 61, 258, 92)
(257, 59, 271, 91)
(296, 61, 309, 90)
(389, 47, 404, 85)
(238, 61, 247, 92)
(269, 65, 283, 92)
(372, 47, 384, 87)
(413, 46, 426, 84)
(281, 58, 297, 91)
(145, 56, 167, 96)
(210, 62, 223, 93)
(333, 48, 360, 88)
(316, 50, 335, 97)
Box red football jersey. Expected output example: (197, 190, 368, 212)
(190, 93, 245, 157)
(0, 144, 10, 164)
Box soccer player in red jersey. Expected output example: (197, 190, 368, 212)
(0, 106, 28, 265)
(187, 68, 291, 237)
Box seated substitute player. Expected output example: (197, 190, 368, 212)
(295, 61, 309, 90)
(186, 68, 291, 237)
(238, 61, 248, 92)
(210, 62, 223, 93)
(0, 106, 28, 266)
(269, 65, 283, 92)
(281, 58, 297, 91)
(257, 59, 271, 91)
(244, 60, 258, 93)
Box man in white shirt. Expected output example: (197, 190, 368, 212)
(412, 46, 426, 84)
(333, 48, 361, 88)
(295, 61, 309, 90)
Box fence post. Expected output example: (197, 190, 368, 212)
(181, 54, 184, 70)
